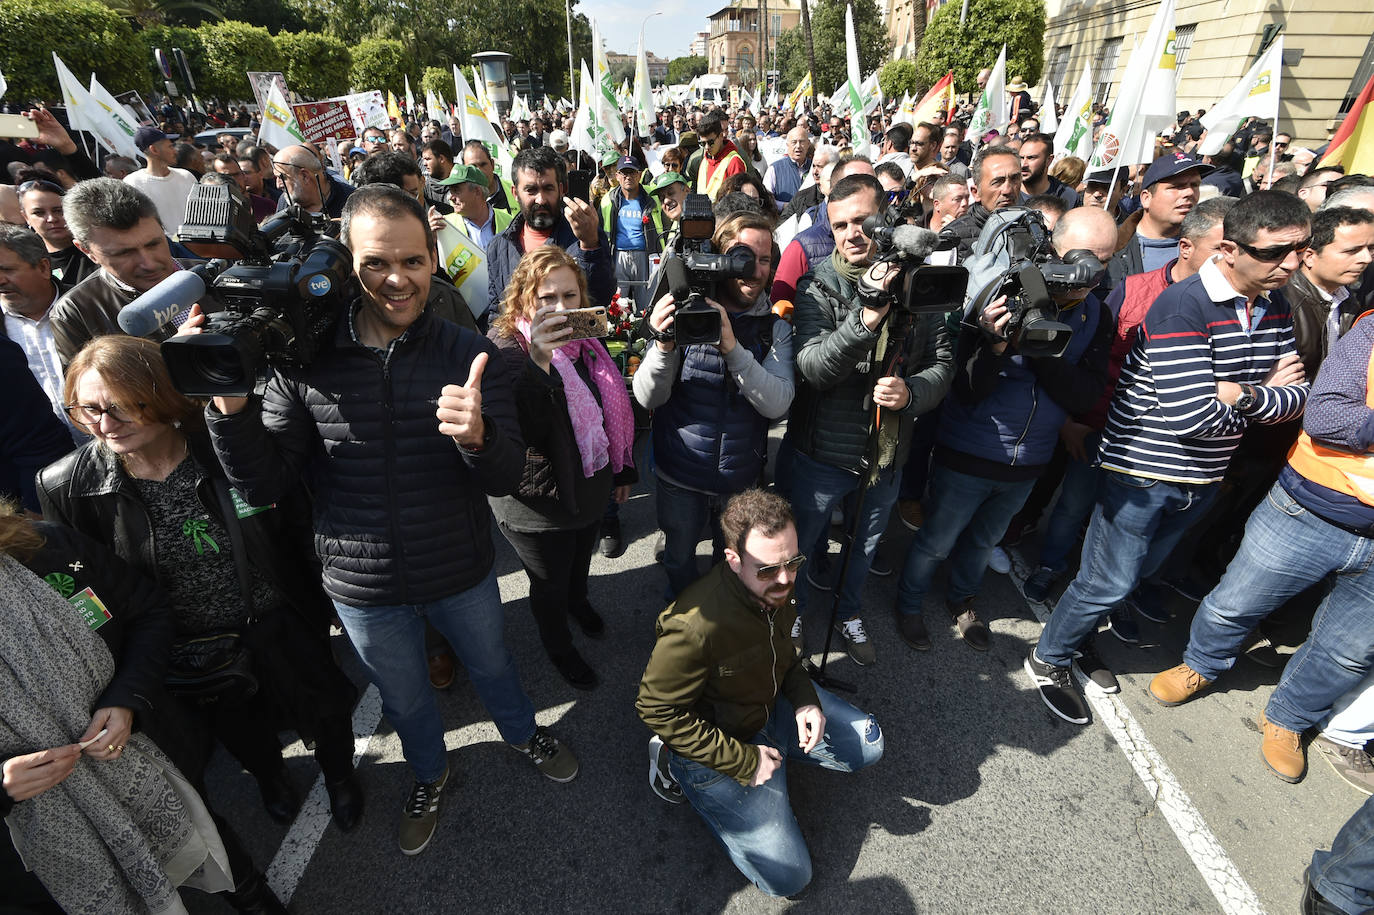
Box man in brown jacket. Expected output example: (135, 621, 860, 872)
(635, 489, 884, 898)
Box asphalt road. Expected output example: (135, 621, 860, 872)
(184, 473, 1364, 915)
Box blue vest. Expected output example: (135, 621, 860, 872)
(652, 311, 775, 494)
(795, 204, 834, 273)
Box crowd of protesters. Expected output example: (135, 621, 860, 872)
(1, 79, 1373, 914)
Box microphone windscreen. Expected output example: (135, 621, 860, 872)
(117, 271, 207, 337)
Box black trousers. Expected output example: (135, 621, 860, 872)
(498, 520, 601, 659)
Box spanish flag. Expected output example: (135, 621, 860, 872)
(1321, 72, 1374, 175)
(912, 72, 956, 126)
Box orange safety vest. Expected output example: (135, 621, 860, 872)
(1286, 311, 1374, 507)
(698, 149, 743, 201)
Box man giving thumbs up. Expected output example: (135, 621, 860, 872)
(206, 185, 581, 857)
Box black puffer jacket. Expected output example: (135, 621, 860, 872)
(944, 203, 994, 262)
(207, 304, 523, 607)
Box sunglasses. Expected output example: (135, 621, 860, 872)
(1234, 236, 1311, 262)
(18, 179, 64, 196)
(753, 554, 806, 580)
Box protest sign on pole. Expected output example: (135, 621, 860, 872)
(291, 100, 356, 143)
(115, 90, 155, 127)
(246, 71, 287, 114)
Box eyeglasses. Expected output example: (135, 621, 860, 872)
(1234, 236, 1311, 262)
(17, 179, 64, 196)
(754, 554, 806, 580)
(64, 401, 143, 426)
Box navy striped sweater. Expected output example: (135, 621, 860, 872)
(1099, 260, 1309, 484)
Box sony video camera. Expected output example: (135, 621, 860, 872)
(152, 182, 352, 397)
(658, 193, 757, 346)
(963, 208, 1104, 359)
(860, 211, 969, 316)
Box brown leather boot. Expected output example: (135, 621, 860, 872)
(1149, 663, 1212, 706)
(1259, 711, 1306, 783)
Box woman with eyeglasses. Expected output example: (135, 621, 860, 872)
(16, 169, 96, 286)
(35, 336, 363, 849)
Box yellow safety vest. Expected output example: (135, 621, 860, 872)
(1286, 311, 1374, 507)
(697, 149, 743, 202)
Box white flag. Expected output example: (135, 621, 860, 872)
(1198, 36, 1283, 156)
(0, 68, 7, 102)
(766, 86, 779, 109)
(404, 74, 416, 119)
(426, 89, 444, 125)
(1038, 79, 1058, 134)
(570, 60, 601, 159)
(1053, 63, 1095, 160)
(259, 78, 305, 151)
(1090, 0, 1178, 170)
(52, 54, 135, 158)
(633, 30, 656, 139)
(87, 75, 144, 161)
(968, 45, 1008, 138)
(591, 20, 626, 146)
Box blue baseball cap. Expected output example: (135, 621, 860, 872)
(1140, 152, 1213, 190)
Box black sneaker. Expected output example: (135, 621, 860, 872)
(1242, 631, 1284, 668)
(1130, 592, 1171, 624)
(868, 549, 894, 577)
(1163, 571, 1212, 603)
(599, 517, 625, 558)
(806, 563, 833, 592)
(1022, 566, 1059, 603)
(1107, 605, 1140, 645)
(1024, 650, 1090, 725)
(647, 736, 684, 804)
(1073, 638, 1120, 694)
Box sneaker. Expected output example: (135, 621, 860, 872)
(1149, 663, 1212, 707)
(599, 517, 624, 558)
(1001, 519, 1033, 548)
(512, 726, 579, 783)
(1162, 571, 1212, 603)
(1242, 631, 1284, 669)
(569, 602, 606, 639)
(1259, 711, 1305, 783)
(899, 499, 924, 531)
(868, 548, 894, 577)
(647, 736, 684, 804)
(1022, 566, 1059, 603)
(987, 547, 1012, 575)
(1073, 638, 1120, 694)
(835, 617, 876, 666)
(1313, 735, 1374, 795)
(948, 598, 990, 651)
(398, 767, 449, 856)
(830, 507, 845, 527)
(1024, 650, 1089, 725)
(653, 530, 666, 564)
(550, 648, 599, 691)
(806, 563, 833, 592)
(1131, 592, 1171, 624)
(1107, 605, 1140, 645)
(789, 614, 804, 656)
(897, 612, 931, 651)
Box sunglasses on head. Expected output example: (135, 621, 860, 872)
(1234, 236, 1311, 262)
(18, 179, 64, 196)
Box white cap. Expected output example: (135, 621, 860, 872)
(549, 130, 570, 152)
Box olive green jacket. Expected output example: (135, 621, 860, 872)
(636, 561, 819, 785)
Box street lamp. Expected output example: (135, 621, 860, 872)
(473, 51, 513, 118)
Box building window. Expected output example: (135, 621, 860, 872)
(771, 14, 781, 35)
(1172, 24, 1196, 85)
(1048, 44, 1071, 91)
(1093, 37, 1123, 105)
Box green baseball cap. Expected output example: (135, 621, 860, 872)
(648, 171, 688, 194)
(435, 164, 489, 189)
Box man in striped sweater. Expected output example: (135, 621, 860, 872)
(1026, 191, 1313, 725)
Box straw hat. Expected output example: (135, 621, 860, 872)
(1006, 76, 1030, 93)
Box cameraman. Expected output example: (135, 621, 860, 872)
(786, 174, 954, 665)
(894, 206, 1116, 654)
(204, 185, 580, 857)
(635, 211, 794, 600)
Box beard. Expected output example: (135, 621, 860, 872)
(525, 202, 558, 230)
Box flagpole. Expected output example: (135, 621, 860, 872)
(1265, 118, 1278, 189)
(565, 0, 576, 107)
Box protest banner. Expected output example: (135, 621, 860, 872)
(115, 90, 155, 127)
(291, 99, 356, 143)
(434, 220, 489, 320)
(246, 71, 288, 113)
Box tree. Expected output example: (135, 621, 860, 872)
(274, 31, 351, 100)
(879, 59, 920, 101)
(196, 20, 282, 100)
(916, 0, 1045, 91)
(0, 0, 149, 103)
(103, 0, 222, 28)
(666, 55, 707, 86)
(608, 59, 636, 89)
(418, 67, 450, 104)
(774, 0, 889, 101)
(349, 38, 408, 97)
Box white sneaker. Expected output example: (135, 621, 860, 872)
(987, 547, 1012, 575)
(835, 617, 876, 666)
(647, 736, 683, 804)
(789, 614, 804, 656)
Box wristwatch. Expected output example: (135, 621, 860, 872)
(1234, 384, 1257, 413)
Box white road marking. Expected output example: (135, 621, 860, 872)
(1006, 549, 1264, 915)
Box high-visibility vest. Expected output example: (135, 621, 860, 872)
(697, 149, 742, 201)
(1286, 311, 1374, 506)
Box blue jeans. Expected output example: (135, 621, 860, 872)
(1182, 484, 1374, 692)
(1311, 792, 1374, 914)
(333, 569, 537, 783)
(668, 686, 883, 897)
(1037, 471, 1218, 667)
(896, 464, 1035, 616)
(1037, 435, 1101, 573)
(656, 475, 728, 601)
(789, 450, 901, 622)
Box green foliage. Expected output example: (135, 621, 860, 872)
(775, 0, 889, 100)
(139, 23, 204, 89)
(349, 38, 408, 97)
(274, 31, 351, 99)
(879, 59, 920, 101)
(214, 0, 303, 31)
(196, 20, 282, 99)
(916, 0, 1045, 91)
(608, 60, 636, 89)
(104, 0, 224, 28)
(666, 56, 708, 86)
(418, 67, 451, 104)
(0, 0, 149, 103)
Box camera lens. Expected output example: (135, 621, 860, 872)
(189, 347, 248, 387)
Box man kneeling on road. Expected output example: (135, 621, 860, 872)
(636, 489, 883, 898)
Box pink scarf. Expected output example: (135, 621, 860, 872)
(517, 318, 635, 478)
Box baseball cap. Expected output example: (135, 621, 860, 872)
(648, 172, 688, 195)
(435, 164, 489, 189)
(1084, 167, 1129, 187)
(549, 129, 570, 152)
(616, 156, 639, 173)
(600, 149, 620, 167)
(1140, 152, 1213, 190)
(134, 126, 179, 151)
